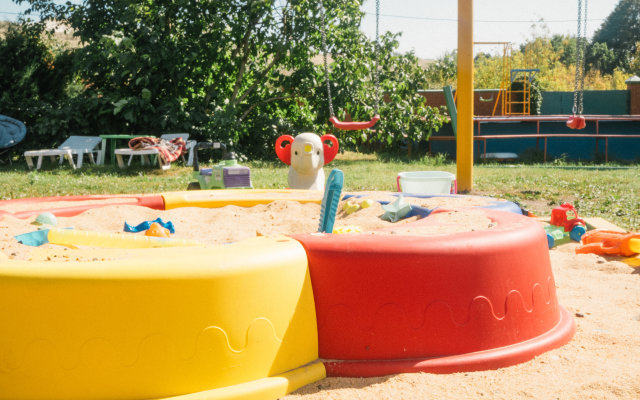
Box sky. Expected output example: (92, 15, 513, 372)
(361, 0, 621, 59)
(1, 0, 622, 60)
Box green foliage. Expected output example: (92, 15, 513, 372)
(424, 50, 457, 89)
(509, 77, 542, 115)
(426, 27, 632, 92)
(321, 31, 445, 153)
(0, 21, 78, 154)
(529, 77, 542, 115)
(550, 34, 577, 66)
(6, 0, 444, 159)
(592, 0, 640, 73)
(474, 51, 504, 89)
(8, 0, 640, 160)
(588, 42, 617, 75)
(627, 45, 640, 77)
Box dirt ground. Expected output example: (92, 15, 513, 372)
(1, 195, 638, 399)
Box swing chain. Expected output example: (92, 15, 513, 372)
(580, 0, 588, 114)
(319, 1, 335, 117)
(374, 0, 380, 114)
(319, 0, 381, 119)
(573, 0, 587, 115)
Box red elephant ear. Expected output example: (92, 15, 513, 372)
(275, 135, 295, 165)
(321, 134, 339, 164)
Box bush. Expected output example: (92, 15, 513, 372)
(3, 3, 446, 160)
(0, 22, 78, 154)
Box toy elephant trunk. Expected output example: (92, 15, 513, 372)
(275, 132, 339, 191)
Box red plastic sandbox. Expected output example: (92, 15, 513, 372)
(293, 209, 575, 376)
(0, 194, 165, 220)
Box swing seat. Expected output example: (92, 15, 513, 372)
(566, 115, 586, 130)
(329, 115, 380, 131)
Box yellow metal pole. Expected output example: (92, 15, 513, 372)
(457, 0, 474, 192)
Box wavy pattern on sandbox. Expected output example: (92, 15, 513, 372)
(3, 317, 284, 373)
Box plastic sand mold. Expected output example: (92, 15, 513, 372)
(124, 218, 175, 234)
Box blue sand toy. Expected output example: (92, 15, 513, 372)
(318, 169, 344, 233)
(124, 218, 175, 234)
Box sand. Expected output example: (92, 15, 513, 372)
(0, 196, 498, 261)
(1, 196, 639, 399)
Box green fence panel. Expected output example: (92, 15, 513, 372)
(429, 119, 640, 161)
(541, 91, 629, 115)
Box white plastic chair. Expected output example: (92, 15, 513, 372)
(24, 136, 102, 170)
(114, 133, 196, 169)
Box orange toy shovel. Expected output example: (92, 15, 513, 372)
(575, 229, 640, 257)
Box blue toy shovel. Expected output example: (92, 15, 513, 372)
(318, 169, 344, 233)
(14, 229, 50, 246)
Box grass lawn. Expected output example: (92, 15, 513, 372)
(0, 152, 638, 230)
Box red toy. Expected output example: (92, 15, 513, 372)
(550, 203, 587, 241)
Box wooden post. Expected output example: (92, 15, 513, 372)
(457, 0, 474, 192)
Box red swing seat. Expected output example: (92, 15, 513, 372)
(566, 115, 586, 130)
(329, 115, 380, 131)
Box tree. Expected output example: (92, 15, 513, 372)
(0, 21, 77, 152)
(592, 0, 640, 72)
(12, 0, 444, 158)
(587, 42, 617, 75)
(317, 30, 445, 151)
(474, 51, 504, 89)
(550, 34, 577, 66)
(425, 51, 457, 89)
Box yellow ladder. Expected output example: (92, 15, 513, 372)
(505, 69, 538, 116)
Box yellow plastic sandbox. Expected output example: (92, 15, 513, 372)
(0, 236, 323, 400)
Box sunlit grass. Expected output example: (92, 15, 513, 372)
(1, 156, 638, 230)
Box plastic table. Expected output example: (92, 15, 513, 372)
(97, 134, 140, 165)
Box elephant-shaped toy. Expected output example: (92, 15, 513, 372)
(275, 132, 339, 191)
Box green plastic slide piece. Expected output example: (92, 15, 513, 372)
(443, 85, 457, 137)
